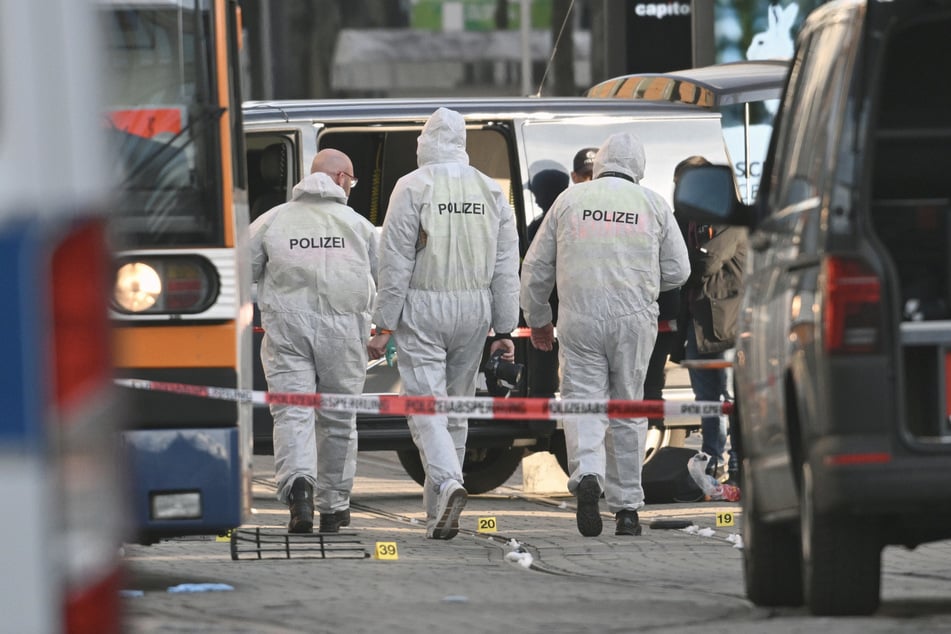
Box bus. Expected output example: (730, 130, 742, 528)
(0, 2, 126, 631)
(102, 0, 252, 543)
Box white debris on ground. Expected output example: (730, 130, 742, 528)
(442, 595, 469, 603)
(681, 524, 715, 537)
(504, 538, 534, 569)
(681, 524, 743, 547)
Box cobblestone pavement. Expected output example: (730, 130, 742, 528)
(121, 448, 951, 634)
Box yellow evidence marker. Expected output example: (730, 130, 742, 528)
(375, 542, 399, 560)
(477, 517, 498, 533)
(715, 512, 735, 527)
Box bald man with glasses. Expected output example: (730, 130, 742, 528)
(250, 148, 378, 535)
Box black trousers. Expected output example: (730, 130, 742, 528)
(644, 330, 678, 426)
(527, 341, 560, 398)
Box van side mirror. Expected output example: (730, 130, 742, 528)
(674, 164, 752, 227)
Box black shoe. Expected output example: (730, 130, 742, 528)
(615, 510, 642, 536)
(576, 475, 603, 537)
(287, 478, 314, 534)
(318, 509, 351, 533)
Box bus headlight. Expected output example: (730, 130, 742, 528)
(113, 256, 219, 314)
(115, 262, 162, 312)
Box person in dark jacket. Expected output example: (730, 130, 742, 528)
(525, 169, 570, 401)
(527, 169, 569, 244)
(671, 156, 747, 484)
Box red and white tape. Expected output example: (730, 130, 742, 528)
(114, 378, 732, 420)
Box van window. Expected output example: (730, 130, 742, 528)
(247, 134, 297, 221)
(769, 19, 856, 213)
(318, 126, 515, 228)
(520, 117, 729, 224)
(873, 16, 951, 201)
(868, 14, 951, 326)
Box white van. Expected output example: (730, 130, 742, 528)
(243, 97, 729, 492)
(587, 59, 790, 203)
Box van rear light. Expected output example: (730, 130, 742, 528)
(822, 256, 882, 354)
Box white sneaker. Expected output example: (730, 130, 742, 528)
(429, 480, 467, 540)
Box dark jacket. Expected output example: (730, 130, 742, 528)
(673, 223, 747, 357)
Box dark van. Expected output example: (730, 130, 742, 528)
(674, 0, 951, 616)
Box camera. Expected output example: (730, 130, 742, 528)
(483, 349, 524, 392)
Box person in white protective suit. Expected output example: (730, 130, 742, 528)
(367, 108, 520, 540)
(250, 148, 379, 534)
(520, 132, 690, 537)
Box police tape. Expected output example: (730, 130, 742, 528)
(678, 359, 734, 370)
(256, 327, 541, 337)
(114, 378, 732, 420)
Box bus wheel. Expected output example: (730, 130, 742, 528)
(396, 447, 525, 494)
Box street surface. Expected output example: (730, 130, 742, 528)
(122, 448, 951, 633)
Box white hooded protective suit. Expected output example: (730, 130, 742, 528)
(250, 171, 379, 512)
(520, 132, 690, 512)
(373, 108, 519, 522)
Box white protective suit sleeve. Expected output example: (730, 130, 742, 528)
(519, 201, 558, 328)
(657, 203, 690, 292)
(489, 193, 520, 334)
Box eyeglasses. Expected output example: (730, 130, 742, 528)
(339, 171, 358, 188)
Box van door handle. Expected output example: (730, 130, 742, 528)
(750, 233, 773, 251)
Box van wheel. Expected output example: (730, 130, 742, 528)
(644, 426, 687, 464)
(550, 430, 569, 475)
(549, 425, 687, 477)
(742, 464, 803, 607)
(800, 462, 881, 615)
(395, 447, 525, 494)
(396, 449, 428, 486)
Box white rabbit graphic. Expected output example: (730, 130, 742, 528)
(747, 2, 800, 115)
(746, 2, 800, 61)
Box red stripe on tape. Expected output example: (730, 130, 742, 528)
(115, 378, 731, 419)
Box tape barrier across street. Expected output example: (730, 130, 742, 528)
(115, 378, 733, 420)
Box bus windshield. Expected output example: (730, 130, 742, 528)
(100, 1, 223, 248)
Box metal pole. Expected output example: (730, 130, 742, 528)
(745, 102, 752, 202)
(260, 0, 274, 99)
(521, 0, 532, 95)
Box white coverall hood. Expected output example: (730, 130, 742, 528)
(592, 132, 646, 184)
(417, 107, 470, 167)
(291, 170, 350, 204)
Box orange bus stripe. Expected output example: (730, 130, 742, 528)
(216, 0, 235, 248)
(113, 323, 237, 368)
